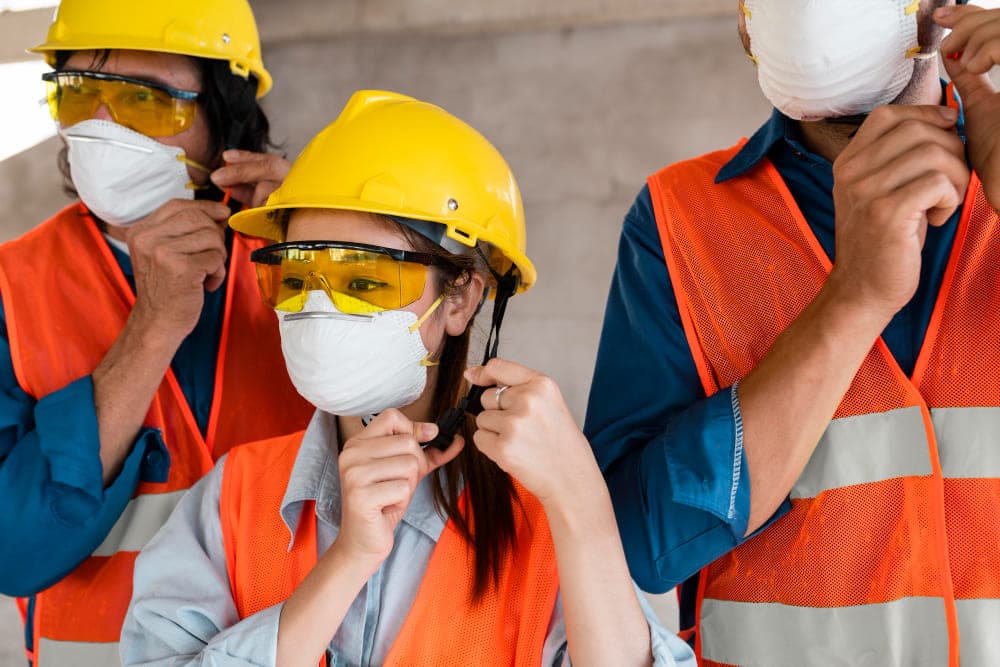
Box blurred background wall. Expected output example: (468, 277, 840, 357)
(0, 0, 771, 662)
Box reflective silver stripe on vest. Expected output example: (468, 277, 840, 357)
(956, 598, 1000, 666)
(931, 407, 1000, 479)
(700, 597, 949, 666)
(791, 406, 932, 499)
(37, 639, 120, 667)
(92, 490, 186, 557)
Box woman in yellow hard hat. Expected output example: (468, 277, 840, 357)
(0, 1, 311, 664)
(121, 90, 696, 666)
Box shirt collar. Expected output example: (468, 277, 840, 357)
(279, 410, 447, 550)
(715, 80, 965, 184)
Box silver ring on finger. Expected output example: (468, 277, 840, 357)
(495, 384, 510, 410)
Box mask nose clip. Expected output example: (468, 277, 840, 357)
(285, 278, 375, 322)
(283, 311, 373, 322)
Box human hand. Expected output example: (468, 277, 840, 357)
(333, 409, 463, 573)
(465, 358, 603, 509)
(937, 4, 1000, 208)
(126, 199, 231, 343)
(828, 104, 969, 321)
(210, 149, 291, 208)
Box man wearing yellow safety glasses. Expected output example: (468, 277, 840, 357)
(0, 1, 312, 664)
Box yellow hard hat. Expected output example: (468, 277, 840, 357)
(29, 0, 272, 98)
(231, 90, 536, 291)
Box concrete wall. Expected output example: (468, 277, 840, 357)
(0, 3, 770, 662)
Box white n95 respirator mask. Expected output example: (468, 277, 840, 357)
(744, 0, 931, 121)
(278, 290, 441, 417)
(62, 119, 207, 227)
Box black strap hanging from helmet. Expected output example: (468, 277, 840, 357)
(425, 265, 520, 451)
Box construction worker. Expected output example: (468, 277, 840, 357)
(0, 1, 312, 663)
(120, 90, 696, 667)
(585, 1, 1000, 664)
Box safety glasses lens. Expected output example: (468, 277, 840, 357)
(254, 247, 429, 315)
(45, 73, 197, 137)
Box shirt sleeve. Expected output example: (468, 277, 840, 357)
(122, 455, 287, 666)
(540, 585, 696, 666)
(0, 299, 168, 596)
(583, 186, 790, 594)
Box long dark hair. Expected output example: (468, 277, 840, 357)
(53, 50, 276, 202)
(395, 222, 519, 601)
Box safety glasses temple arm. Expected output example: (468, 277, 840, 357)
(41, 70, 201, 101)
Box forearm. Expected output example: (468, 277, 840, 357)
(739, 273, 891, 534)
(545, 474, 652, 667)
(92, 308, 180, 484)
(276, 544, 374, 667)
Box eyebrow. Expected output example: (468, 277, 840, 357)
(112, 70, 201, 93)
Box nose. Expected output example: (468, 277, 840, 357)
(91, 103, 114, 122)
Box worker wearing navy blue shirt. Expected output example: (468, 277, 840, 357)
(586, 2, 1000, 663)
(0, 2, 312, 663)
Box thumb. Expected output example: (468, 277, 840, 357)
(424, 434, 465, 473)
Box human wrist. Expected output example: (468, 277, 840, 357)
(125, 300, 187, 352)
(540, 465, 615, 538)
(820, 269, 897, 337)
(326, 537, 386, 582)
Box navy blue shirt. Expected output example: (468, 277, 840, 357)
(0, 228, 226, 650)
(584, 98, 964, 629)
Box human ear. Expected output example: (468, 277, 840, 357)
(443, 271, 487, 336)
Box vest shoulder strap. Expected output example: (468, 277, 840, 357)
(220, 430, 316, 620)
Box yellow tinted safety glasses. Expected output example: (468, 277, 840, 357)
(43, 70, 201, 137)
(251, 242, 453, 315)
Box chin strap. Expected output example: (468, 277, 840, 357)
(425, 264, 520, 451)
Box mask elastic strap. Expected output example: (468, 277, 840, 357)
(178, 154, 216, 192)
(425, 264, 520, 450)
(177, 154, 212, 174)
(408, 294, 446, 333)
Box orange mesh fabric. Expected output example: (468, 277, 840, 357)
(916, 181, 1000, 407)
(704, 480, 946, 606)
(220, 432, 315, 619)
(0, 204, 312, 653)
(649, 148, 915, 418)
(942, 478, 1000, 600)
(647, 150, 960, 665)
(221, 438, 560, 665)
(34, 553, 138, 644)
(913, 179, 1000, 607)
(205, 235, 313, 460)
(384, 481, 559, 666)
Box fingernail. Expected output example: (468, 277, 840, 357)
(463, 367, 478, 381)
(935, 6, 954, 18)
(210, 168, 228, 184)
(222, 149, 238, 160)
(941, 106, 959, 121)
(961, 48, 975, 66)
(419, 423, 437, 440)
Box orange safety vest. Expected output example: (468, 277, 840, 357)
(648, 112, 1000, 665)
(0, 204, 314, 666)
(219, 431, 561, 666)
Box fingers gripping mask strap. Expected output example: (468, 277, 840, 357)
(425, 266, 520, 450)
